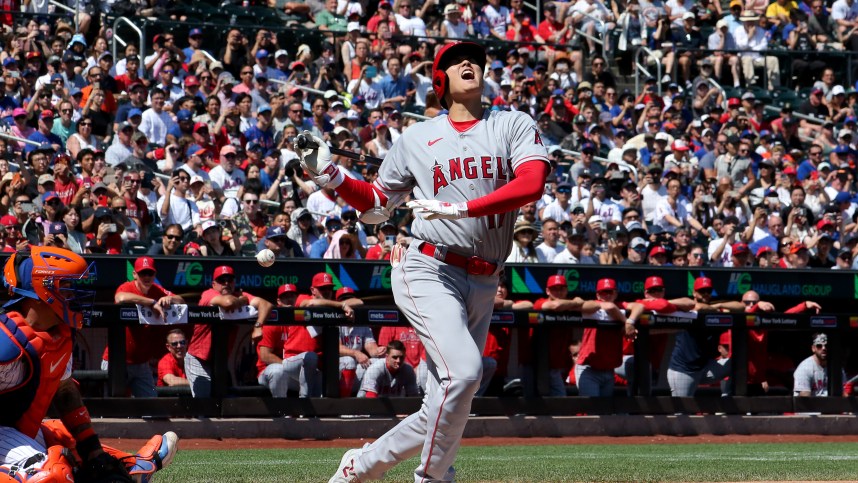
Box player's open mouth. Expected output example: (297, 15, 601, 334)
(461, 68, 475, 80)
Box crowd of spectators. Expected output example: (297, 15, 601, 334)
(1, 0, 858, 271)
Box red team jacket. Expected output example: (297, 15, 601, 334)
(102, 281, 173, 365)
(255, 325, 319, 378)
(189, 288, 257, 363)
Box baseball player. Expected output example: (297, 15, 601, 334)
(297, 41, 550, 482)
(187, 265, 273, 397)
(0, 247, 178, 482)
(357, 340, 420, 398)
(256, 284, 321, 397)
(575, 278, 643, 397)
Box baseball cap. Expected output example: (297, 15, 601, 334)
(189, 27, 203, 37)
(47, 222, 67, 235)
(128, 107, 143, 119)
(731, 243, 750, 255)
(546, 274, 566, 289)
(649, 245, 667, 257)
(278, 283, 298, 296)
(201, 220, 218, 232)
(756, 246, 774, 258)
(671, 139, 690, 151)
(312, 272, 335, 288)
(177, 109, 193, 122)
(596, 278, 617, 292)
(190, 175, 205, 186)
(12, 108, 27, 118)
(630, 236, 647, 249)
(644, 276, 664, 290)
(0, 215, 18, 227)
(275, 49, 288, 59)
(789, 242, 809, 254)
(694, 277, 713, 291)
(184, 75, 200, 87)
(265, 226, 288, 239)
(255, 49, 269, 59)
(133, 256, 156, 274)
(336, 287, 356, 301)
(38, 174, 55, 185)
(42, 191, 60, 203)
(220, 145, 237, 156)
(213, 266, 234, 279)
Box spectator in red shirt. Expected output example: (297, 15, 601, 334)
(186, 265, 273, 398)
(575, 278, 643, 397)
(256, 284, 321, 397)
(158, 328, 189, 387)
(365, 221, 398, 260)
(104, 256, 185, 397)
(52, 154, 80, 207)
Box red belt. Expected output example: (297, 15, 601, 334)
(418, 242, 499, 276)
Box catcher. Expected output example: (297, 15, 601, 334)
(0, 247, 178, 482)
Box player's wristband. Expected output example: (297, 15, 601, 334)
(626, 319, 636, 326)
(76, 434, 102, 460)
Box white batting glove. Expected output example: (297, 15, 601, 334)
(294, 131, 341, 187)
(406, 200, 468, 220)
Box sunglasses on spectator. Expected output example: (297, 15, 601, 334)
(170, 340, 188, 347)
(815, 343, 827, 349)
(556, 187, 571, 194)
(697, 288, 712, 295)
(244, 198, 259, 204)
(79, 122, 92, 126)
(46, 199, 61, 206)
(743, 299, 758, 306)
(216, 276, 235, 284)
(162, 70, 174, 75)
(164, 234, 182, 240)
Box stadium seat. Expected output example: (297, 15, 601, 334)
(126, 241, 150, 255)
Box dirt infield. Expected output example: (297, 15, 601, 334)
(104, 434, 858, 451)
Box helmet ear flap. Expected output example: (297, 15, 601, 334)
(432, 70, 448, 109)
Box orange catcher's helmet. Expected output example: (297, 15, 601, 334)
(3, 247, 96, 329)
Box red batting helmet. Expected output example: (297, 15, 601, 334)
(432, 41, 486, 109)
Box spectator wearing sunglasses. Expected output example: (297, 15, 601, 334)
(106, 256, 186, 397)
(148, 223, 185, 256)
(159, 329, 190, 388)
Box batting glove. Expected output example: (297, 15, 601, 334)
(406, 200, 468, 220)
(294, 132, 343, 188)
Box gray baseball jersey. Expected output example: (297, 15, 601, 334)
(357, 358, 419, 397)
(348, 110, 549, 483)
(373, 110, 550, 262)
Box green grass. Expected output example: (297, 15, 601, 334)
(153, 443, 858, 482)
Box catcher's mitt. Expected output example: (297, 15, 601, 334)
(75, 452, 133, 483)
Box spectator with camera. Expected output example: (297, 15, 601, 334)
(157, 169, 200, 233)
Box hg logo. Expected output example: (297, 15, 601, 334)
(726, 272, 751, 295)
(174, 262, 204, 287)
